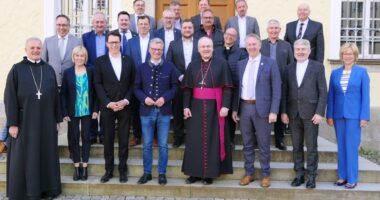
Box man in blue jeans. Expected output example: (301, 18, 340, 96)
(134, 37, 179, 185)
(0, 123, 8, 153)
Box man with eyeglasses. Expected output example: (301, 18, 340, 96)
(194, 9, 224, 52)
(191, 0, 222, 31)
(134, 38, 179, 185)
(157, 0, 183, 30)
(94, 31, 135, 183)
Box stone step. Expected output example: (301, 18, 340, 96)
(1, 158, 379, 183)
(0, 175, 379, 199)
(58, 144, 338, 163)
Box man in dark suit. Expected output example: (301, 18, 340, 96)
(215, 27, 246, 147)
(154, 9, 181, 59)
(232, 34, 281, 188)
(114, 11, 138, 56)
(166, 19, 200, 148)
(260, 19, 294, 150)
(284, 3, 324, 63)
(281, 39, 327, 189)
(225, 0, 260, 49)
(82, 11, 109, 144)
(191, 0, 222, 31)
(94, 31, 135, 183)
(130, 0, 156, 33)
(126, 15, 154, 146)
(194, 9, 224, 52)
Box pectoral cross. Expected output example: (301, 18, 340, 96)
(199, 80, 205, 89)
(36, 90, 42, 100)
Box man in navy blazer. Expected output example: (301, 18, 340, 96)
(154, 9, 181, 59)
(166, 19, 199, 148)
(261, 19, 294, 150)
(232, 34, 281, 188)
(284, 3, 324, 63)
(82, 11, 108, 144)
(113, 11, 138, 56)
(134, 38, 179, 185)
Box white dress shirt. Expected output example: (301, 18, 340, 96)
(296, 59, 309, 87)
(183, 37, 193, 69)
(119, 29, 133, 40)
(164, 28, 175, 57)
(238, 16, 247, 48)
(139, 33, 150, 64)
(296, 18, 309, 39)
(109, 53, 122, 81)
(242, 54, 261, 100)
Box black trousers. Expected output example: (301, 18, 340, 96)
(130, 95, 142, 139)
(274, 113, 285, 144)
(289, 115, 319, 177)
(90, 117, 103, 140)
(172, 89, 185, 140)
(227, 109, 236, 143)
(67, 116, 91, 163)
(102, 107, 131, 173)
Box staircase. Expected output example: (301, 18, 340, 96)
(0, 103, 380, 199)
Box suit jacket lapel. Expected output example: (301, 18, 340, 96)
(105, 56, 120, 82)
(256, 58, 265, 87)
(299, 61, 313, 88)
(303, 20, 312, 38)
(135, 37, 142, 63)
(261, 40, 270, 57)
(64, 35, 73, 61)
(177, 40, 186, 68)
(345, 65, 357, 94)
(246, 17, 251, 35)
(335, 67, 344, 94)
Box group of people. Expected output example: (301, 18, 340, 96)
(3, 0, 370, 199)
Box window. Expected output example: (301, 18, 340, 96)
(340, 0, 380, 59)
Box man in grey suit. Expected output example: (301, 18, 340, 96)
(130, 0, 156, 34)
(225, 0, 260, 50)
(281, 39, 327, 189)
(191, 0, 222, 31)
(284, 3, 324, 63)
(260, 19, 294, 151)
(42, 14, 82, 87)
(157, 1, 182, 30)
(232, 34, 281, 188)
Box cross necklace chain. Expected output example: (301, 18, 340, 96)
(29, 65, 43, 100)
(199, 59, 212, 89)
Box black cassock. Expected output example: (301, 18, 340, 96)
(4, 57, 62, 199)
(181, 56, 233, 178)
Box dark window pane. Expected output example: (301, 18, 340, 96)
(371, 2, 380, 18)
(369, 42, 380, 54)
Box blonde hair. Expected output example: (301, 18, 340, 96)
(71, 45, 88, 64)
(339, 43, 359, 62)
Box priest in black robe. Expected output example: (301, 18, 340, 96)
(4, 37, 62, 199)
(182, 37, 233, 185)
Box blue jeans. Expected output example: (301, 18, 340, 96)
(140, 108, 171, 174)
(1, 124, 8, 145)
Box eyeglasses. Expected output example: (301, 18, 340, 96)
(150, 48, 163, 52)
(108, 41, 121, 46)
(56, 24, 69, 27)
(224, 32, 236, 37)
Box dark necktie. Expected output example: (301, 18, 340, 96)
(297, 23, 304, 39)
(122, 31, 127, 54)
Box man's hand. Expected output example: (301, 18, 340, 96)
(63, 116, 71, 122)
(232, 111, 239, 123)
(184, 108, 192, 119)
(145, 97, 155, 106)
(360, 120, 369, 128)
(57, 123, 61, 131)
(9, 126, 19, 139)
(92, 112, 98, 119)
(326, 118, 334, 127)
(107, 102, 118, 111)
(155, 97, 165, 107)
(281, 113, 289, 124)
(311, 114, 323, 125)
(115, 99, 129, 110)
(219, 107, 229, 117)
(268, 113, 277, 123)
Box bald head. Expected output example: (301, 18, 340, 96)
(297, 3, 311, 22)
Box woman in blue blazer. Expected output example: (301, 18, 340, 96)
(326, 43, 370, 189)
(61, 46, 99, 181)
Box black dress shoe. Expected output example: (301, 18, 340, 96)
(172, 138, 183, 148)
(275, 142, 287, 150)
(119, 171, 128, 183)
(203, 178, 213, 185)
(100, 171, 113, 183)
(306, 176, 316, 189)
(73, 167, 82, 181)
(99, 137, 104, 145)
(90, 138, 97, 145)
(137, 173, 152, 184)
(291, 176, 305, 187)
(81, 167, 88, 181)
(185, 176, 201, 184)
(158, 174, 167, 185)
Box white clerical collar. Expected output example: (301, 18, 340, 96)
(249, 54, 261, 62)
(109, 52, 121, 59)
(57, 34, 69, 40)
(27, 57, 41, 63)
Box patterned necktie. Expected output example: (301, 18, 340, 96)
(122, 31, 127, 54)
(297, 23, 304, 39)
(59, 37, 65, 60)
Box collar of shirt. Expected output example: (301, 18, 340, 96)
(268, 38, 279, 44)
(57, 34, 69, 40)
(94, 31, 106, 36)
(27, 57, 41, 63)
(238, 15, 246, 21)
(297, 59, 309, 66)
(182, 37, 193, 43)
(249, 54, 261, 63)
(150, 59, 162, 67)
(119, 29, 130, 34)
(139, 33, 150, 39)
(109, 52, 121, 59)
(297, 18, 309, 27)
(165, 27, 174, 32)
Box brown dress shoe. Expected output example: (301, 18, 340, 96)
(261, 176, 271, 188)
(239, 175, 254, 186)
(129, 138, 141, 147)
(0, 141, 7, 153)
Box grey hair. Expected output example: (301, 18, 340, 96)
(25, 37, 42, 48)
(198, 37, 213, 49)
(92, 11, 107, 21)
(294, 39, 311, 49)
(235, 0, 247, 6)
(149, 37, 164, 49)
(245, 33, 261, 45)
(162, 8, 174, 17)
(267, 19, 281, 28)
